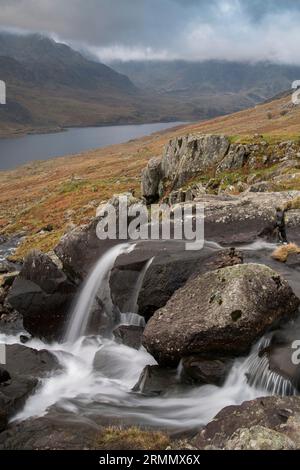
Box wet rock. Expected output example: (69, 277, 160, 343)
(7, 251, 76, 341)
(113, 325, 144, 350)
(195, 396, 300, 449)
(0, 311, 24, 335)
(132, 365, 178, 395)
(181, 356, 232, 386)
(0, 345, 60, 420)
(20, 334, 31, 344)
(142, 264, 300, 366)
(0, 410, 7, 433)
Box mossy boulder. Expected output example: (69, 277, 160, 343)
(142, 264, 300, 366)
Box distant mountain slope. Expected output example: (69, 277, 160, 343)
(0, 33, 193, 135)
(113, 59, 300, 106)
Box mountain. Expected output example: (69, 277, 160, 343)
(0, 33, 193, 136)
(112, 59, 300, 110)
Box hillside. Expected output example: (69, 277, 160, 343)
(0, 90, 300, 259)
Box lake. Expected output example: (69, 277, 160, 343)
(0, 122, 185, 170)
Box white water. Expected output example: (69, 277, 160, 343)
(124, 257, 154, 315)
(65, 243, 130, 342)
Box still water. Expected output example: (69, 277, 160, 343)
(0, 122, 185, 170)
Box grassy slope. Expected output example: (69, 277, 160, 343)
(0, 92, 299, 259)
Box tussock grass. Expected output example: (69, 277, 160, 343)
(272, 243, 300, 263)
(95, 426, 170, 450)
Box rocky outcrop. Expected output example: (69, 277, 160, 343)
(133, 365, 178, 395)
(141, 158, 162, 204)
(141, 134, 300, 202)
(7, 251, 76, 341)
(195, 396, 300, 450)
(142, 264, 300, 366)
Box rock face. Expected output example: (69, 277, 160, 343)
(141, 134, 230, 201)
(142, 264, 300, 366)
(181, 356, 232, 386)
(195, 396, 300, 450)
(132, 365, 178, 395)
(7, 251, 76, 341)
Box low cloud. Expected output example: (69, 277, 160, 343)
(1, 0, 300, 64)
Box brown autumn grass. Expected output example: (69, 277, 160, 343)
(95, 426, 170, 450)
(272, 243, 300, 263)
(1, 91, 300, 260)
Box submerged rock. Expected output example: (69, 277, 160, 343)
(113, 325, 144, 350)
(142, 264, 300, 366)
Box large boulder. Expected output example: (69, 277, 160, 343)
(195, 396, 300, 449)
(7, 251, 76, 341)
(142, 264, 300, 366)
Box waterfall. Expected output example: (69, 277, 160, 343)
(120, 257, 154, 327)
(65, 243, 130, 343)
(243, 336, 297, 396)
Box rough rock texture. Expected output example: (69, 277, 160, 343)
(142, 134, 230, 199)
(142, 264, 300, 366)
(141, 134, 300, 204)
(195, 396, 300, 450)
(7, 250, 76, 341)
(224, 426, 296, 450)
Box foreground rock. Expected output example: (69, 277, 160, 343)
(195, 396, 300, 450)
(0, 344, 60, 426)
(7, 251, 76, 341)
(143, 264, 300, 366)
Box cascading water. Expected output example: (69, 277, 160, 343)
(1, 238, 298, 430)
(65, 243, 130, 342)
(120, 257, 153, 327)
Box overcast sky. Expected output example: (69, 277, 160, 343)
(1, 0, 300, 64)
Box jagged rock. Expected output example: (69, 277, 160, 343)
(141, 134, 230, 199)
(113, 325, 144, 350)
(216, 145, 248, 173)
(195, 396, 300, 449)
(247, 181, 273, 192)
(142, 264, 300, 366)
(181, 356, 232, 386)
(7, 251, 76, 341)
(141, 158, 162, 203)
